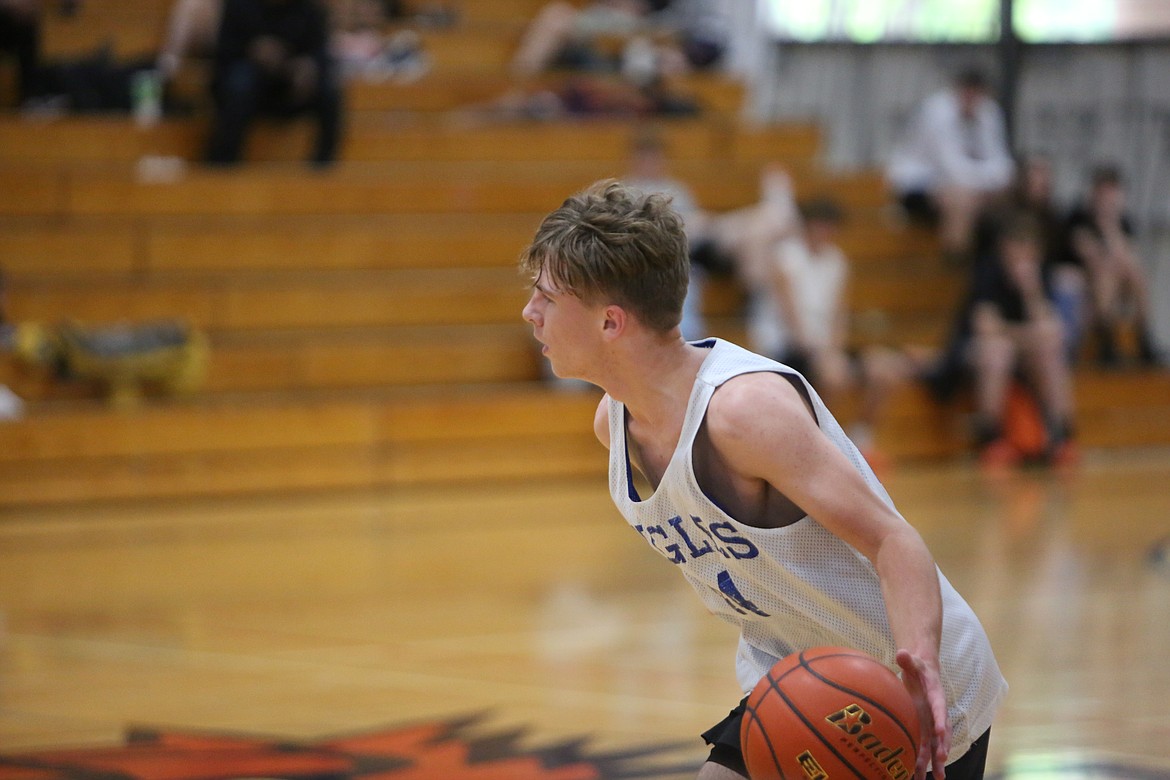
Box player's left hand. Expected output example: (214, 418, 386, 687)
(896, 649, 951, 780)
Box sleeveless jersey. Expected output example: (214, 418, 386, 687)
(606, 338, 1006, 762)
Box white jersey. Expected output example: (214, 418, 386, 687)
(747, 237, 847, 358)
(606, 338, 1006, 762)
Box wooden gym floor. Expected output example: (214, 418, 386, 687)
(1, 445, 1169, 778)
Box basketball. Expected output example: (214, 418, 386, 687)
(740, 646, 921, 780)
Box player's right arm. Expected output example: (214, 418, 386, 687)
(594, 395, 612, 451)
(706, 373, 950, 778)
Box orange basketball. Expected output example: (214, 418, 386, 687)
(740, 646, 921, 780)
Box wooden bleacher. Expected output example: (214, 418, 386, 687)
(1, 0, 1167, 507)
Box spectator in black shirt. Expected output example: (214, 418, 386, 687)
(206, 0, 342, 165)
(924, 155, 1069, 402)
(968, 210, 1077, 467)
(1064, 165, 1159, 367)
(970, 155, 1084, 362)
(0, 0, 42, 106)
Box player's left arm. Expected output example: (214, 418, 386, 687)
(706, 373, 950, 778)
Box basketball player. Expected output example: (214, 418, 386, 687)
(520, 181, 1006, 780)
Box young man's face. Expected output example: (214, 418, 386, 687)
(522, 267, 604, 379)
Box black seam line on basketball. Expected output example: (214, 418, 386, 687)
(798, 651, 918, 747)
(767, 663, 869, 780)
(743, 704, 790, 780)
(797, 650, 918, 749)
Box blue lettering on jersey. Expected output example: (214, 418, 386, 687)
(644, 524, 685, 564)
(709, 522, 760, 560)
(688, 517, 731, 558)
(668, 516, 714, 558)
(634, 517, 760, 564)
(716, 571, 770, 616)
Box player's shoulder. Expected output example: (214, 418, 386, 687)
(706, 371, 810, 440)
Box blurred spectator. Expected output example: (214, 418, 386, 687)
(701, 163, 797, 277)
(562, 144, 924, 455)
(206, 0, 343, 166)
(974, 154, 1084, 360)
(0, 0, 42, 106)
(1064, 164, 1160, 367)
(629, 158, 923, 465)
(658, 162, 800, 341)
(463, 72, 698, 121)
(886, 68, 1015, 264)
(511, 0, 726, 83)
(975, 155, 1064, 266)
(511, 0, 649, 80)
(647, 0, 728, 71)
(615, 136, 792, 342)
(967, 211, 1077, 467)
(157, 0, 222, 83)
(743, 185, 920, 467)
(330, 0, 429, 82)
(927, 155, 1068, 403)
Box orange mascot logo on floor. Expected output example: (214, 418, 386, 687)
(0, 717, 699, 779)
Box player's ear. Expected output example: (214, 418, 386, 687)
(601, 304, 626, 340)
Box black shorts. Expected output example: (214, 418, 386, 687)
(701, 697, 992, 779)
(774, 347, 863, 387)
(900, 190, 941, 227)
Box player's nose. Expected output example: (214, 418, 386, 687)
(522, 291, 541, 325)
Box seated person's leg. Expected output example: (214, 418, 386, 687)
(968, 310, 1018, 454)
(1020, 314, 1077, 459)
(1115, 250, 1161, 364)
(1049, 264, 1087, 363)
(206, 59, 262, 164)
(935, 185, 982, 261)
(1085, 257, 1122, 366)
(306, 66, 343, 165)
(511, 1, 578, 78)
(0, 4, 43, 105)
